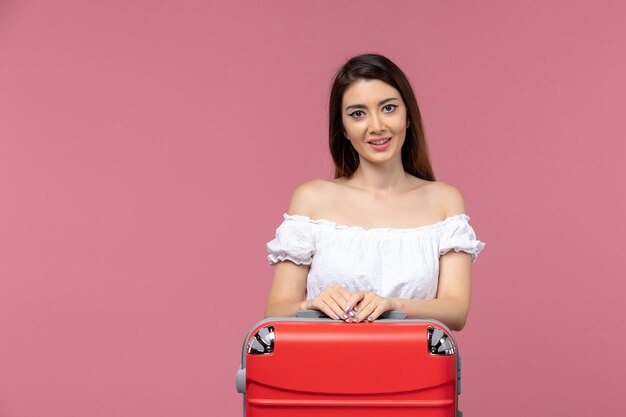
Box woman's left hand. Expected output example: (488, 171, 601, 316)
(346, 291, 394, 322)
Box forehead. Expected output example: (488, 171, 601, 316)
(342, 79, 401, 107)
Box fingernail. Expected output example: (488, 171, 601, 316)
(344, 305, 351, 312)
(343, 313, 348, 319)
(367, 316, 373, 322)
(353, 307, 359, 312)
(348, 310, 355, 317)
(333, 314, 340, 320)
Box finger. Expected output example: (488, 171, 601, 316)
(354, 299, 377, 323)
(367, 304, 388, 322)
(345, 291, 366, 314)
(328, 290, 350, 315)
(323, 294, 351, 321)
(336, 286, 353, 302)
(312, 298, 341, 320)
(352, 292, 375, 317)
(317, 288, 346, 320)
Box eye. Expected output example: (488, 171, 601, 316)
(349, 110, 365, 119)
(383, 104, 398, 112)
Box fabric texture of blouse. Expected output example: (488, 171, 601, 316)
(266, 213, 485, 301)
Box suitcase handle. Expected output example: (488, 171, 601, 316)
(296, 310, 408, 320)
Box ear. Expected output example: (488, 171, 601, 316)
(406, 119, 411, 128)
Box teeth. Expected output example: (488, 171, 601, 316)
(370, 139, 388, 145)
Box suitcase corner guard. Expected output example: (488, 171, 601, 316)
(236, 367, 246, 394)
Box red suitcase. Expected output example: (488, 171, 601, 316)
(236, 310, 462, 417)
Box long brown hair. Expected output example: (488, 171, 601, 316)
(329, 54, 435, 181)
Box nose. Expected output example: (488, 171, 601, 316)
(368, 112, 386, 133)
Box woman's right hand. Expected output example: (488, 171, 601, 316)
(302, 285, 353, 321)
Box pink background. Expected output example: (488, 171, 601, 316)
(1, 1, 625, 416)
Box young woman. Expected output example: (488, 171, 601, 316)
(264, 54, 485, 331)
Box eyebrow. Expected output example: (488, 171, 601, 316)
(345, 97, 400, 111)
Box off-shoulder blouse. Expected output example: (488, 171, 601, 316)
(266, 213, 485, 301)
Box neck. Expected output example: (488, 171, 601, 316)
(349, 157, 410, 195)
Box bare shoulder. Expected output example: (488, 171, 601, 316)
(423, 180, 466, 218)
(287, 179, 335, 217)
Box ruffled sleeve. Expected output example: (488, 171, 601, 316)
(439, 215, 485, 263)
(266, 214, 316, 266)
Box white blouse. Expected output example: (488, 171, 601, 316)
(267, 213, 485, 301)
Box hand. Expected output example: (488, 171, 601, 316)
(303, 285, 353, 321)
(346, 291, 393, 323)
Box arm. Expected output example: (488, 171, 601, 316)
(392, 182, 472, 331)
(264, 182, 314, 318)
(265, 260, 309, 318)
(265, 261, 353, 319)
(349, 251, 471, 330)
(389, 250, 471, 331)
(265, 180, 354, 319)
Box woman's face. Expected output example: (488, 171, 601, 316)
(341, 79, 409, 166)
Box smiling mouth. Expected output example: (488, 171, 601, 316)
(367, 138, 391, 145)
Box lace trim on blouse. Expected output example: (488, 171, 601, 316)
(267, 213, 485, 265)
